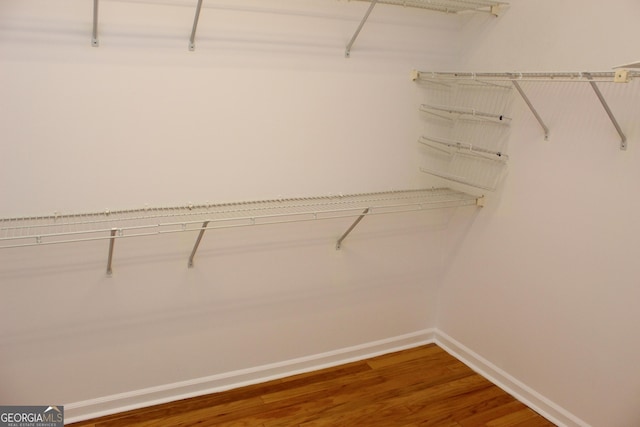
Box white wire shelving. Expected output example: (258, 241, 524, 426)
(419, 104, 512, 125)
(352, 0, 507, 14)
(345, 0, 507, 57)
(0, 188, 483, 275)
(416, 71, 514, 191)
(88, 0, 507, 54)
(413, 70, 640, 149)
(419, 135, 509, 160)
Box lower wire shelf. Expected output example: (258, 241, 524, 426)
(0, 188, 483, 274)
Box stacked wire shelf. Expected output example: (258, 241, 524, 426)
(417, 75, 515, 191)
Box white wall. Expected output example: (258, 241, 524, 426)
(437, 1, 640, 426)
(0, 0, 487, 421)
(8, 1, 635, 425)
(0, 0, 466, 216)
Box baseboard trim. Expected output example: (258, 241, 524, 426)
(65, 328, 590, 426)
(64, 329, 436, 424)
(434, 330, 591, 427)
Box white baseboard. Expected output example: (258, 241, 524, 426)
(65, 328, 589, 426)
(64, 329, 436, 424)
(434, 330, 591, 427)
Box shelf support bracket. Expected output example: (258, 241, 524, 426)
(189, 0, 204, 51)
(92, 0, 99, 47)
(345, 0, 378, 58)
(336, 208, 369, 250)
(188, 220, 210, 268)
(106, 228, 117, 276)
(584, 73, 627, 150)
(511, 80, 549, 141)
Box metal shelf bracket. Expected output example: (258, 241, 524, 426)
(584, 73, 627, 150)
(336, 208, 369, 249)
(345, 0, 379, 58)
(511, 80, 549, 141)
(92, 0, 99, 47)
(106, 228, 117, 276)
(189, 0, 204, 51)
(188, 220, 210, 268)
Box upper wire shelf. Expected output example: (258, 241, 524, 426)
(0, 188, 482, 274)
(413, 69, 639, 149)
(414, 71, 640, 84)
(345, 0, 507, 57)
(352, 0, 507, 14)
(88, 0, 508, 53)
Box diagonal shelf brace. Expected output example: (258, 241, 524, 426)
(336, 208, 370, 250)
(345, 0, 379, 58)
(584, 73, 627, 150)
(106, 228, 117, 276)
(511, 80, 549, 141)
(189, 0, 204, 51)
(188, 220, 210, 267)
(92, 0, 99, 47)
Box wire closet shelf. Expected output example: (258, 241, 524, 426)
(414, 70, 640, 83)
(413, 69, 640, 151)
(352, 0, 507, 14)
(89, 0, 508, 53)
(0, 188, 481, 251)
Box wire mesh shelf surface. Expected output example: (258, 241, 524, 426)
(415, 70, 640, 84)
(416, 69, 638, 150)
(419, 104, 512, 125)
(418, 74, 514, 191)
(353, 0, 507, 14)
(0, 188, 480, 249)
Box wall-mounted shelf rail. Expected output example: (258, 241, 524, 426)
(346, 0, 507, 57)
(413, 70, 640, 150)
(0, 188, 482, 275)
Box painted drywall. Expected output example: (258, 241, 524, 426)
(0, 0, 495, 418)
(0, 0, 467, 217)
(436, 1, 640, 426)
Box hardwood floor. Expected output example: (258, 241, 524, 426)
(68, 344, 555, 426)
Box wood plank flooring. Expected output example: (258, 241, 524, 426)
(68, 344, 555, 426)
